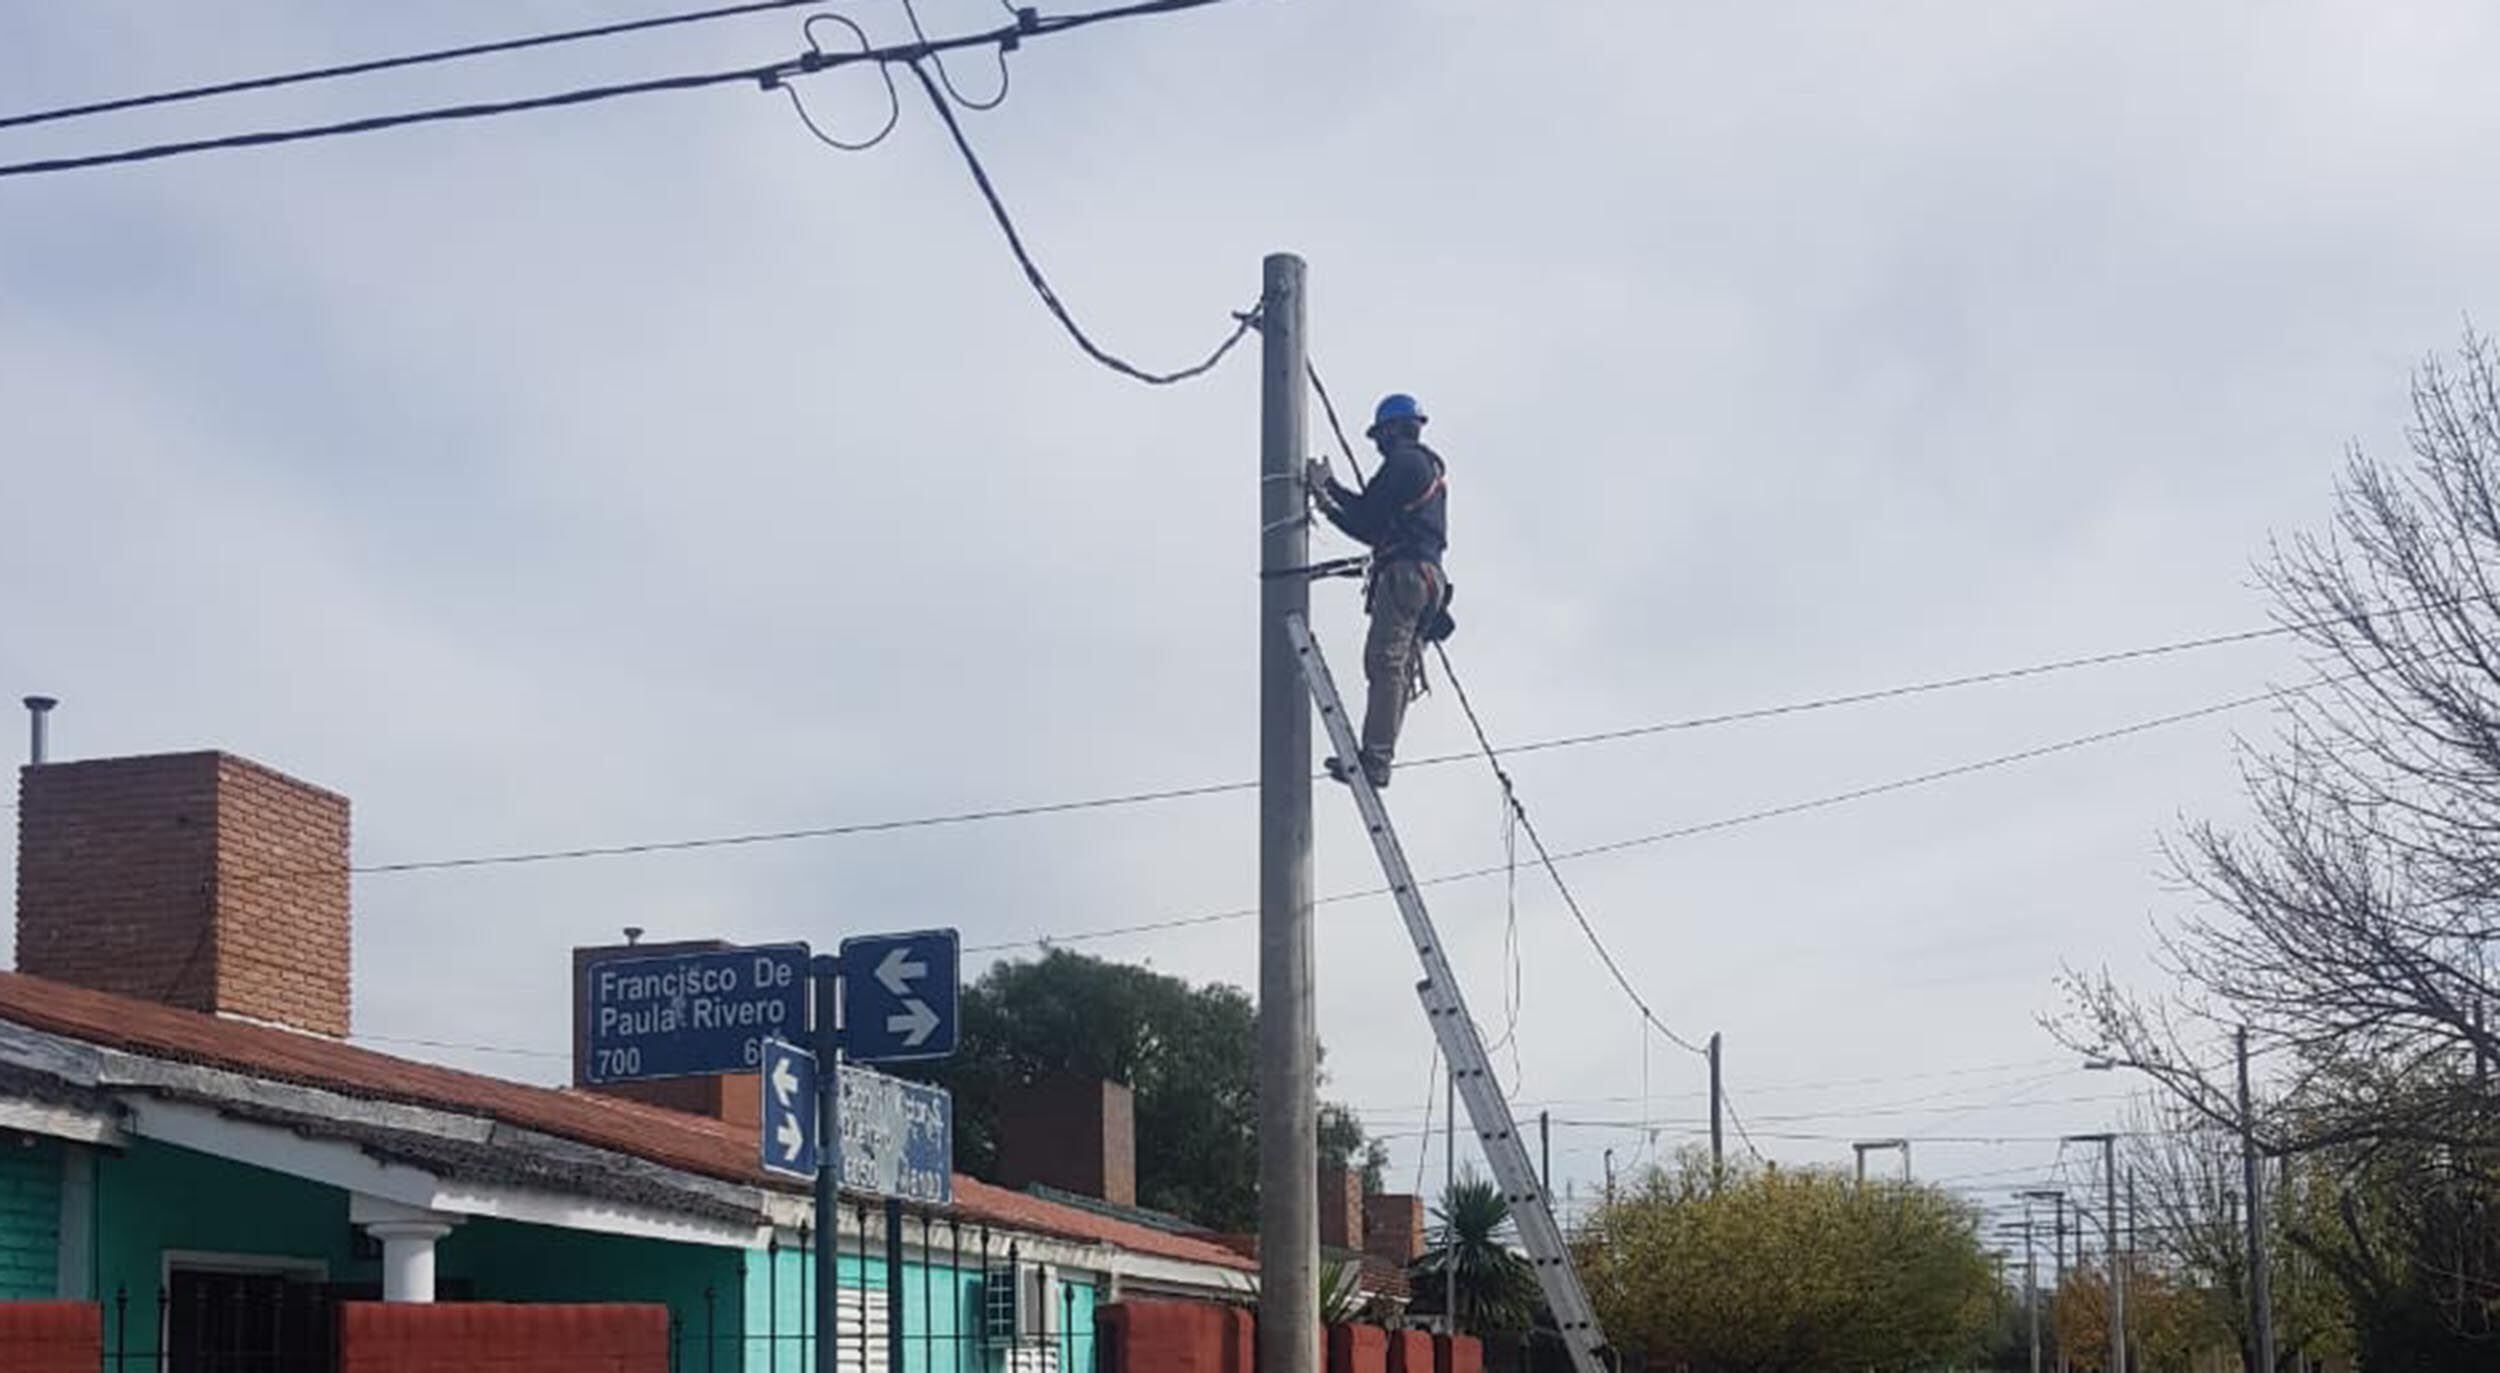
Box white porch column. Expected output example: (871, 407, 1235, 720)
(368, 1220, 454, 1302)
(351, 1196, 462, 1303)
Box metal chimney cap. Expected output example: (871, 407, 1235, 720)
(22, 696, 57, 712)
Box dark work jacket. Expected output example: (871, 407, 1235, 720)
(1321, 439, 1447, 564)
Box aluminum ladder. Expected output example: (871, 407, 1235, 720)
(1285, 613, 1610, 1373)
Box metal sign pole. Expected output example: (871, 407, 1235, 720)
(812, 957, 842, 1373)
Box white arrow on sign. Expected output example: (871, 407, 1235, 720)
(876, 946, 928, 997)
(771, 1053, 801, 1109)
(776, 1109, 807, 1163)
(888, 997, 940, 1048)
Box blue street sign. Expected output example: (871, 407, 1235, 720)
(839, 929, 960, 1064)
(580, 943, 810, 1084)
(759, 1038, 819, 1180)
(837, 1063, 953, 1206)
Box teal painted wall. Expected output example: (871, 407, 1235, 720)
(740, 1235, 1101, 1373)
(0, 1134, 62, 1298)
(93, 1137, 370, 1339)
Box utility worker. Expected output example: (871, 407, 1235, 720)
(1307, 392, 1449, 789)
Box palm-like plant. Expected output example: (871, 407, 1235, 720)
(1413, 1172, 1541, 1336)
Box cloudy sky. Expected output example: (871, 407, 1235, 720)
(6, 0, 2498, 1234)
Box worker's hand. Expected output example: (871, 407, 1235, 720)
(1304, 459, 1332, 500)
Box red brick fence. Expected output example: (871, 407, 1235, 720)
(0, 1299, 667, 1373)
(1098, 1298, 1480, 1373)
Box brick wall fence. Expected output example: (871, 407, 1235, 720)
(1095, 1299, 1482, 1373)
(339, 1301, 669, 1372)
(0, 1300, 102, 1373)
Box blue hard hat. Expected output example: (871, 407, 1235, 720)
(1368, 392, 1427, 436)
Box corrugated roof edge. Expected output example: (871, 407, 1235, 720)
(0, 971, 1253, 1273)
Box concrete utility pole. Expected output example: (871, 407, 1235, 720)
(1707, 1032, 1724, 1187)
(1257, 251, 1317, 1373)
(2023, 1222, 2042, 1373)
(2239, 1027, 2277, 1373)
(2066, 1134, 2123, 1373)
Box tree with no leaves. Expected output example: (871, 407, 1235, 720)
(2055, 335, 2500, 1366)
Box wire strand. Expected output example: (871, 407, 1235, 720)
(1432, 638, 1712, 1057)
(963, 672, 2308, 953)
(0, 0, 1238, 180)
(0, 0, 829, 132)
(900, 58, 1259, 385)
(902, 0, 1017, 110)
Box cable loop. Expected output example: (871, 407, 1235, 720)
(783, 12, 900, 151)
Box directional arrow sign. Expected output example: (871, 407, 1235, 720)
(839, 929, 959, 1065)
(758, 1037, 819, 1180)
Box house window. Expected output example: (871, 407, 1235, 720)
(833, 1282, 892, 1373)
(162, 1267, 335, 1373)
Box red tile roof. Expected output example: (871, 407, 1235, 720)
(0, 972, 1252, 1273)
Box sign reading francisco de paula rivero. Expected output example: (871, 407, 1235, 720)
(578, 943, 809, 1085)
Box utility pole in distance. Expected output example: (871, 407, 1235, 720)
(2065, 1134, 2123, 1373)
(1707, 1032, 1724, 1187)
(1257, 252, 1317, 1373)
(2239, 1027, 2277, 1373)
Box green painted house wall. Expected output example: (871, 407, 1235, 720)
(92, 1137, 371, 1338)
(0, 1134, 62, 1299)
(69, 1134, 1118, 1373)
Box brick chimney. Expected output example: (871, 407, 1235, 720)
(568, 938, 761, 1130)
(1319, 1163, 1364, 1251)
(1364, 1193, 1425, 1267)
(15, 751, 352, 1038)
(995, 1077, 1136, 1208)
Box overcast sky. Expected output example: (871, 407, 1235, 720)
(6, 0, 2498, 1233)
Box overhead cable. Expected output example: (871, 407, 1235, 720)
(899, 58, 1259, 384)
(0, 0, 1239, 180)
(0, 0, 828, 133)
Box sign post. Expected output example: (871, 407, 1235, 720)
(585, 934, 953, 1373)
(810, 955, 842, 1373)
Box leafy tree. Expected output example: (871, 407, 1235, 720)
(1584, 1152, 1997, 1372)
(1319, 1102, 1390, 1195)
(906, 948, 1380, 1231)
(1407, 1172, 1541, 1338)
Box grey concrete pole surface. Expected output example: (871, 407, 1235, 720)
(1708, 1032, 1723, 1185)
(2026, 1225, 2041, 1373)
(2104, 1137, 2124, 1373)
(2240, 1027, 2277, 1373)
(1257, 251, 1317, 1373)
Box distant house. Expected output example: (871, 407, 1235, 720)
(0, 747, 1254, 1368)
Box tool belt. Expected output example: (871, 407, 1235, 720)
(1367, 557, 1457, 645)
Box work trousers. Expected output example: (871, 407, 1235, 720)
(1361, 560, 1437, 773)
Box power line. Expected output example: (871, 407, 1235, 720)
(0, 0, 828, 133)
(898, 57, 1259, 384)
(0, 0, 1238, 180)
(959, 676, 2288, 953)
(197, 614, 2297, 887)
(1431, 638, 1709, 1056)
